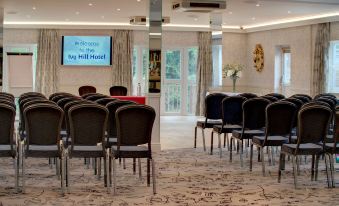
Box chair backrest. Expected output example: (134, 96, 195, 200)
(78, 85, 96, 96)
(51, 94, 74, 103)
(0, 104, 16, 151)
(265, 93, 285, 100)
(95, 97, 117, 106)
(238, 93, 258, 99)
(291, 94, 312, 101)
(0, 92, 15, 101)
(221, 96, 247, 125)
(334, 112, 339, 150)
(85, 94, 108, 101)
(106, 100, 136, 138)
(265, 101, 297, 137)
(56, 97, 80, 109)
(316, 97, 336, 110)
(49, 92, 74, 100)
(291, 95, 311, 103)
(22, 99, 54, 109)
(303, 101, 331, 109)
(314, 93, 337, 100)
(116, 105, 155, 146)
(24, 103, 63, 146)
(109, 86, 128, 96)
(242, 98, 270, 130)
(0, 99, 16, 109)
(282, 98, 304, 128)
(19, 92, 45, 103)
(205, 93, 227, 119)
(64, 100, 89, 134)
(81, 92, 99, 99)
(297, 105, 332, 145)
(68, 104, 108, 147)
(261, 95, 278, 102)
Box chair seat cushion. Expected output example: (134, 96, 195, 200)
(69, 145, 104, 158)
(111, 146, 149, 158)
(281, 143, 323, 155)
(197, 119, 222, 129)
(213, 124, 242, 133)
(252, 135, 289, 146)
(323, 143, 339, 153)
(232, 129, 264, 140)
(0, 145, 15, 157)
(291, 135, 333, 143)
(26, 145, 60, 157)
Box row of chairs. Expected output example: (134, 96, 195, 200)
(0, 91, 156, 195)
(195, 92, 338, 189)
(78, 85, 128, 96)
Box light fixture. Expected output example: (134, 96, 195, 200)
(101, 16, 105, 19)
(26, 15, 31, 18)
(288, 11, 291, 14)
(149, 32, 161, 36)
(76, 11, 80, 15)
(88, 3, 93, 6)
(194, 18, 198, 21)
(32, 6, 36, 10)
(252, 17, 256, 20)
(137, 0, 141, 2)
(117, 8, 121, 11)
(229, 11, 233, 14)
(256, 3, 260, 7)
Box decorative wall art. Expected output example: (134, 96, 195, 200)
(253, 44, 264, 72)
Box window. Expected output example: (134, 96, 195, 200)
(282, 48, 291, 86)
(328, 41, 339, 93)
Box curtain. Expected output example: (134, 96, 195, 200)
(195, 32, 213, 116)
(111, 30, 134, 95)
(35, 29, 60, 97)
(311, 23, 330, 96)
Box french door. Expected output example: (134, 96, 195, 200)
(161, 47, 198, 115)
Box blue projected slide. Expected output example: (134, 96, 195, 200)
(62, 36, 112, 66)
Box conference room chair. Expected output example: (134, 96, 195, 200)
(78, 85, 97, 96)
(212, 96, 246, 157)
(230, 98, 270, 167)
(194, 93, 227, 152)
(291, 94, 312, 101)
(314, 93, 337, 101)
(81, 92, 98, 99)
(0, 103, 19, 192)
(85, 94, 109, 101)
(22, 103, 65, 194)
(250, 101, 296, 176)
(265, 93, 285, 100)
(261, 95, 279, 102)
(291, 95, 311, 103)
(0, 99, 16, 109)
(238, 93, 258, 99)
(49, 92, 74, 100)
(109, 105, 156, 195)
(0, 92, 15, 101)
(65, 103, 108, 190)
(19, 92, 45, 103)
(109, 86, 128, 96)
(278, 104, 332, 189)
(95, 97, 117, 106)
(323, 111, 339, 188)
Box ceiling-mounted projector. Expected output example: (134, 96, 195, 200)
(172, 0, 227, 13)
(130, 16, 170, 25)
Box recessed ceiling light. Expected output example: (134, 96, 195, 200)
(256, 3, 260, 7)
(117, 8, 121, 11)
(26, 15, 31, 18)
(194, 18, 198, 21)
(137, 0, 141, 2)
(88, 3, 93, 6)
(229, 11, 233, 14)
(32, 6, 36, 10)
(288, 11, 292, 14)
(101, 16, 105, 19)
(76, 11, 80, 15)
(65, 18, 69, 21)
(252, 17, 256, 20)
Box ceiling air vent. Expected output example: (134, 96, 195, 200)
(130, 16, 170, 25)
(172, 0, 226, 13)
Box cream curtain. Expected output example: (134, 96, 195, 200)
(311, 23, 330, 97)
(111, 30, 134, 95)
(195, 32, 213, 116)
(35, 29, 60, 97)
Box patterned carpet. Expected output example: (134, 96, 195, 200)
(0, 148, 338, 205)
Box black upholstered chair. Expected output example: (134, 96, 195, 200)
(85, 94, 109, 101)
(65, 103, 108, 189)
(238, 93, 258, 99)
(230, 98, 270, 167)
(261, 95, 279, 102)
(78, 85, 96, 96)
(49, 92, 74, 100)
(22, 103, 65, 193)
(194, 93, 227, 152)
(250, 101, 296, 175)
(0, 99, 16, 109)
(290, 95, 311, 103)
(265, 93, 285, 100)
(314, 93, 337, 100)
(278, 104, 332, 189)
(19, 92, 45, 102)
(81, 92, 99, 99)
(0, 92, 15, 101)
(0, 103, 19, 191)
(110, 105, 156, 195)
(109, 86, 128, 96)
(95, 97, 117, 106)
(291, 94, 312, 101)
(212, 96, 246, 157)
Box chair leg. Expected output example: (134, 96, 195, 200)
(223, 133, 226, 148)
(133, 158, 136, 175)
(65, 151, 70, 193)
(194, 126, 197, 148)
(60, 155, 65, 195)
(151, 158, 156, 195)
(226, 133, 230, 151)
(94, 158, 97, 175)
(112, 157, 117, 195)
(296, 156, 300, 175)
(229, 137, 233, 162)
(210, 131, 214, 155)
(97, 158, 102, 180)
(315, 154, 320, 181)
(56, 157, 60, 179)
(330, 154, 335, 188)
(261, 146, 265, 176)
(278, 153, 285, 183)
(240, 140, 244, 167)
(105, 149, 110, 191)
(123, 158, 126, 169)
(138, 158, 142, 181)
(218, 133, 222, 158)
(22, 150, 25, 193)
(249, 144, 253, 171)
(292, 155, 298, 189)
(15, 155, 19, 193)
(147, 158, 150, 186)
(271, 146, 275, 166)
(311, 155, 315, 181)
(324, 154, 331, 188)
(201, 128, 206, 152)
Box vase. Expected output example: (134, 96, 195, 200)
(232, 78, 237, 93)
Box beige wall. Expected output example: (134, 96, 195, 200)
(3, 29, 197, 95)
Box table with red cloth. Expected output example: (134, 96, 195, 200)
(111, 96, 146, 104)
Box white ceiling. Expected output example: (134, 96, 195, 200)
(1, 0, 339, 31)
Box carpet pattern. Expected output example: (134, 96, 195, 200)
(0, 148, 338, 205)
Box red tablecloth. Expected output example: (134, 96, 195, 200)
(111, 96, 146, 104)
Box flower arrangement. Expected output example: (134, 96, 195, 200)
(222, 63, 244, 92)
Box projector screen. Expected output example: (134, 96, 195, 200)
(62, 36, 112, 66)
